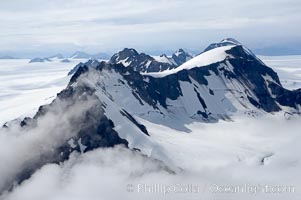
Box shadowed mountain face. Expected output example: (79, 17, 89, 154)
(1, 39, 301, 194)
(108, 48, 176, 72)
(108, 48, 193, 73)
(171, 48, 193, 66)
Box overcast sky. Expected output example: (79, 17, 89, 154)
(0, 0, 300, 57)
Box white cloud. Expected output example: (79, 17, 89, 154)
(1, 115, 301, 200)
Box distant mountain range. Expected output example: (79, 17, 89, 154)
(28, 51, 111, 63)
(68, 48, 193, 75)
(70, 51, 110, 59)
(0, 55, 19, 59)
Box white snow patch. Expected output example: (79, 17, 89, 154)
(147, 45, 235, 77)
(68, 138, 76, 149)
(78, 138, 87, 153)
(153, 55, 173, 65)
(117, 58, 132, 67)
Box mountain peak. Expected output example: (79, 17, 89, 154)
(174, 48, 186, 56)
(109, 48, 141, 68)
(67, 59, 101, 76)
(71, 51, 90, 59)
(70, 51, 110, 60)
(220, 38, 241, 45)
(118, 48, 139, 57)
(204, 38, 242, 53)
(29, 57, 51, 63)
(48, 53, 64, 59)
(201, 38, 265, 64)
(172, 48, 193, 66)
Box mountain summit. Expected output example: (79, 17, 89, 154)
(203, 38, 241, 52)
(70, 51, 110, 60)
(109, 48, 177, 72)
(171, 48, 193, 66)
(109, 48, 193, 73)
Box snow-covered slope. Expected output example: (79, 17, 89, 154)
(153, 49, 193, 67)
(153, 54, 175, 65)
(148, 45, 235, 77)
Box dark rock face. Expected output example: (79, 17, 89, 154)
(68, 59, 101, 76)
(35, 81, 130, 154)
(120, 109, 149, 136)
(109, 48, 193, 73)
(109, 48, 176, 72)
(224, 46, 282, 112)
(172, 49, 193, 66)
(269, 83, 301, 109)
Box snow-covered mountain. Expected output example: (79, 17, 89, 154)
(171, 48, 193, 65)
(29, 57, 52, 63)
(29, 54, 65, 63)
(203, 38, 242, 52)
(109, 48, 175, 72)
(1, 39, 301, 195)
(48, 53, 64, 60)
(70, 51, 110, 60)
(67, 59, 101, 76)
(109, 48, 193, 73)
(61, 58, 71, 63)
(29, 51, 109, 63)
(78, 42, 301, 122)
(0, 55, 18, 59)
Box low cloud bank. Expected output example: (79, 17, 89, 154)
(0, 114, 301, 200)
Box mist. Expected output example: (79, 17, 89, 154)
(0, 91, 101, 192)
(1, 114, 300, 200)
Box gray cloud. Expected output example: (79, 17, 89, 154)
(0, 0, 300, 56)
